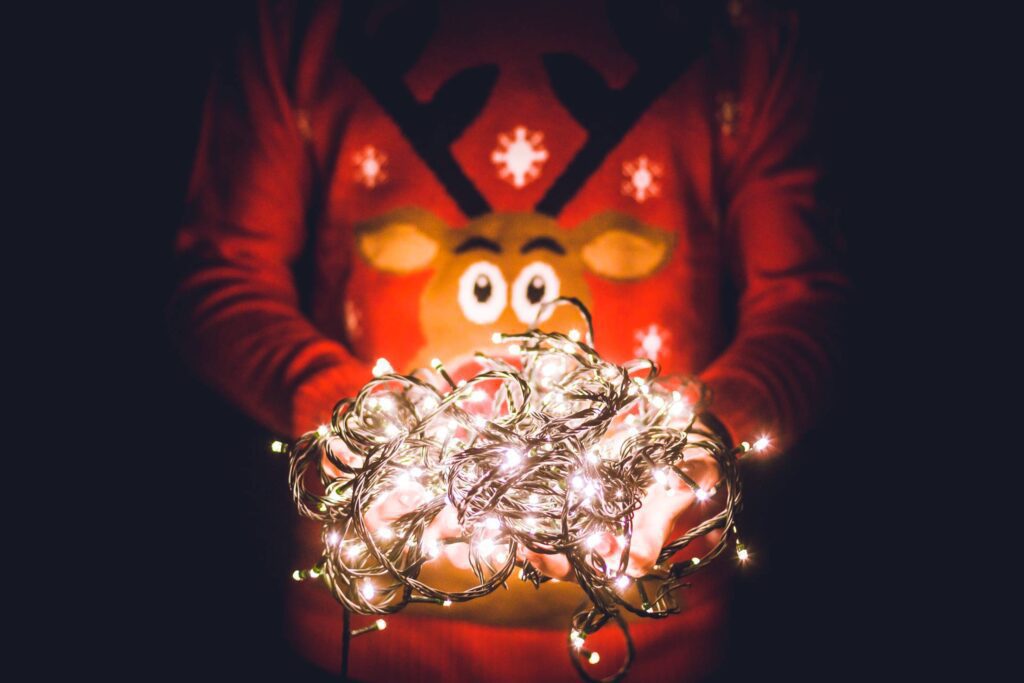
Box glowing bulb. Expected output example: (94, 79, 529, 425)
(508, 343, 521, 354)
(754, 436, 771, 452)
(504, 449, 522, 469)
(691, 557, 701, 565)
(270, 440, 285, 453)
(654, 469, 669, 486)
(317, 425, 329, 437)
(737, 545, 749, 562)
(491, 332, 503, 344)
(572, 475, 585, 490)
(528, 493, 539, 504)
(583, 482, 597, 498)
(424, 539, 441, 558)
(587, 450, 600, 464)
(470, 388, 488, 402)
(309, 566, 322, 579)
(327, 531, 340, 546)
(345, 545, 361, 560)
(377, 526, 393, 541)
(375, 618, 387, 631)
(361, 581, 376, 600)
(430, 357, 442, 369)
(695, 488, 710, 502)
(385, 423, 399, 438)
(585, 533, 602, 549)
(372, 358, 393, 377)
(478, 538, 495, 556)
(292, 570, 304, 581)
(568, 329, 581, 342)
(615, 574, 630, 590)
(484, 517, 500, 531)
(443, 599, 452, 607)
(409, 467, 423, 478)
(588, 652, 601, 665)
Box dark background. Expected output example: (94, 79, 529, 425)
(74, 0, 933, 680)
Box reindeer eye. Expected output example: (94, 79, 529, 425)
(458, 261, 507, 324)
(473, 275, 492, 303)
(511, 261, 560, 325)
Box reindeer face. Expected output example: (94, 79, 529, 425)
(356, 208, 674, 366)
(340, 0, 715, 373)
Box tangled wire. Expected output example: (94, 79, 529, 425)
(286, 300, 749, 682)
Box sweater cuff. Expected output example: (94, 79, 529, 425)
(289, 363, 370, 439)
(698, 371, 776, 452)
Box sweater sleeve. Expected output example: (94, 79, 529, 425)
(168, 2, 369, 439)
(699, 11, 849, 452)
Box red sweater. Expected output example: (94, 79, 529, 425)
(170, 1, 847, 680)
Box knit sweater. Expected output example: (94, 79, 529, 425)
(169, 1, 847, 680)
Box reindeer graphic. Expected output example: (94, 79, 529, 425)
(341, 0, 716, 374)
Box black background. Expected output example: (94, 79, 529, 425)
(55, 0, 940, 679)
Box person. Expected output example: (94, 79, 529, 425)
(169, 1, 848, 680)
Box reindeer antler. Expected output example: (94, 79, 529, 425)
(339, 0, 497, 217)
(536, 0, 720, 216)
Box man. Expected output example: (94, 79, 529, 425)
(170, 1, 847, 679)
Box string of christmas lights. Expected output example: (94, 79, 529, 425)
(281, 299, 762, 682)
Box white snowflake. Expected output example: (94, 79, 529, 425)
(491, 126, 549, 188)
(353, 145, 388, 188)
(621, 155, 663, 203)
(634, 324, 670, 361)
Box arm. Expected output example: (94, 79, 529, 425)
(168, 3, 368, 438)
(700, 10, 849, 452)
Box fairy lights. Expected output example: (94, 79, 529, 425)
(285, 299, 754, 683)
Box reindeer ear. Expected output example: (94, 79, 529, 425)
(576, 212, 675, 280)
(355, 208, 448, 273)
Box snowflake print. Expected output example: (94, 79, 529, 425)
(491, 126, 549, 188)
(353, 145, 388, 188)
(634, 324, 670, 362)
(622, 155, 663, 203)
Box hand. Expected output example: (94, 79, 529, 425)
(324, 430, 723, 579)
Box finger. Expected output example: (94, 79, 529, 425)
(627, 482, 695, 576)
(321, 437, 364, 479)
(521, 548, 573, 580)
(421, 503, 465, 562)
(680, 447, 721, 491)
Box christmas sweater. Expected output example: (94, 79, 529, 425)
(170, 1, 848, 680)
